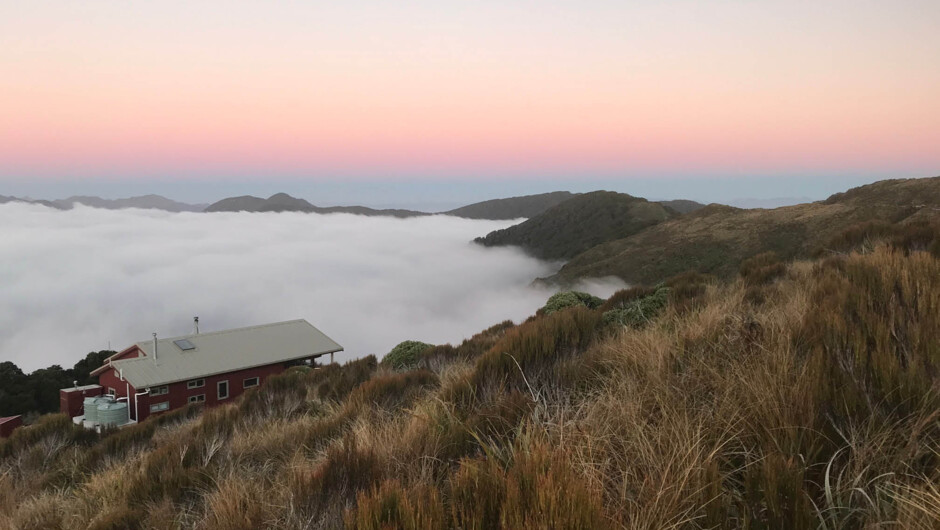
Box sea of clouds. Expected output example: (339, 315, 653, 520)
(0, 203, 623, 372)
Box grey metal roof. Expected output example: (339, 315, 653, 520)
(110, 319, 342, 388)
(61, 384, 103, 392)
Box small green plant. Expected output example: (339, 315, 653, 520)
(541, 291, 604, 315)
(382, 341, 433, 370)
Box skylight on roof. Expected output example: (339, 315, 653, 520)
(174, 339, 196, 351)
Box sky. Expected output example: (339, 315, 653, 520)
(1, 1, 939, 205)
(0, 203, 622, 372)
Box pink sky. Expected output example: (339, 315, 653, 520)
(1, 1, 938, 181)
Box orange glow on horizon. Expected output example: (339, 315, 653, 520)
(1, 1, 938, 180)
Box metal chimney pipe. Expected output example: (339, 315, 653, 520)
(152, 333, 158, 363)
(194, 316, 199, 335)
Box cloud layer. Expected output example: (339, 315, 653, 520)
(1, 204, 622, 372)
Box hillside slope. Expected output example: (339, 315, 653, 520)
(1, 236, 937, 528)
(475, 191, 676, 260)
(551, 176, 940, 285)
(444, 191, 576, 219)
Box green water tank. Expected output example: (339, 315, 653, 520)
(83, 396, 112, 422)
(97, 402, 128, 428)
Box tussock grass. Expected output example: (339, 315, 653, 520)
(0, 243, 936, 529)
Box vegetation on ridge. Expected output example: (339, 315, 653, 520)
(475, 190, 676, 260)
(0, 350, 114, 420)
(1, 222, 937, 529)
(550, 176, 940, 285)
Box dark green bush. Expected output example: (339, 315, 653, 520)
(382, 341, 433, 370)
(541, 291, 604, 315)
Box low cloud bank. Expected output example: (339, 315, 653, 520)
(1, 204, 623, 372)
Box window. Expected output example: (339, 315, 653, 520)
(218, 380, 229, 400)
(187, 379, 205, 389)
(243, 377, 259, 389)
(188, 394, 205, 404)
(150, 402, 169, 413)
(107, 387, 116, 396)
(150, 385, 168, 396)
(174, 339, 196, 351)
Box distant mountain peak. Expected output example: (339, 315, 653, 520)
(0, 194, 205, 212)
(205, 192, 428, 218)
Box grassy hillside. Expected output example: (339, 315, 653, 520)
(475, 191, 676, 260)
(444, 191, 576, 220)
(551, 176, 940, 285)
(2, 229, 937, 529)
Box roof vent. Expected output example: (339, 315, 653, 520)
(193, 316, 199, 335)
(174, 339, 196, 351)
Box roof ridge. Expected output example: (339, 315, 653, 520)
(135, 318, 307, 345)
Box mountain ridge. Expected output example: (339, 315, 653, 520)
(546, 176, 940, 285)
(444, 191, 577, 219)
(474, 191, 678, 260)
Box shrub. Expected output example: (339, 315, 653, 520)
(417, 344, 459, 370)
(821, 221, 895, 255)
(382, 341, 433, 370)
(312, 355, 378, 401)
(472, 306, 603, 393)
(348, 370, 440, 412)
(665, 271, 714, 313)
(798, 247, 940, 421)
(541, 291, 604, 315)
(598, 286, 655, 312)
(888, 218, 940, 256)
(602, 286, 669, 328)
(419, 321, 518, 370)
(820, 218, 940, 257)
(739, 251, 786, 286)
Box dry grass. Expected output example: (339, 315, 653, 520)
(0, 244, 936, 529)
